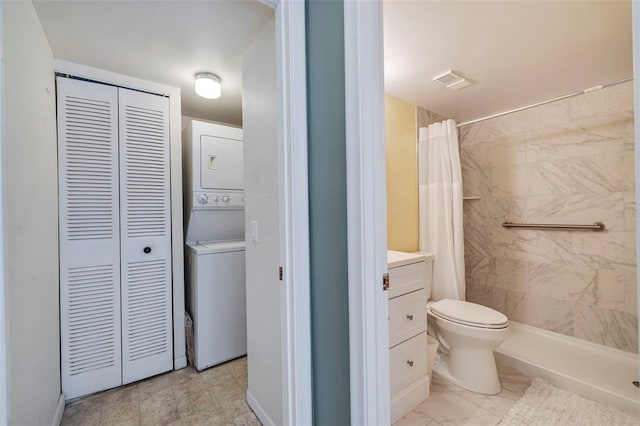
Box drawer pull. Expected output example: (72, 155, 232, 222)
(406, 314, 414, 320)
(406, 360, 414, 367)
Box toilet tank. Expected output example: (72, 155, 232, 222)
(386, 251, 434, 299)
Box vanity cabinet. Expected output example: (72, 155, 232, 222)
(387, 251, 433, 423)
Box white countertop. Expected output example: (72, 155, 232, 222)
(387, 250, 433, 268)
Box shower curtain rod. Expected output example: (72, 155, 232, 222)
(456, 77, 634, 128)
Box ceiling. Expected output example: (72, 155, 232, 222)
(33, 1, 274, 126)
(33, 1, 634, 125)
(383, 0, 633, 123)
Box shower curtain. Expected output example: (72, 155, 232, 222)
(418, 119, 466, 301)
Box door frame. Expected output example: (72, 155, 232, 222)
(343, 1, 391, 424)
(47, 0, 313, 423)
(633, 3, 640, 357)
(346, 1, 640, 425)
(262, 0, 313, 424)
(0, 2, 7, 422)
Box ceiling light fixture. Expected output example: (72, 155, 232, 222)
(195, 72, 222, 99)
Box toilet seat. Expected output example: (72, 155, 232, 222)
(429, 299, 508, 329)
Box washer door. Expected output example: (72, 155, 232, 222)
(200, 135, 244, 190)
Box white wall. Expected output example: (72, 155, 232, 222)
(2, 2, 61, 424)
(242, 18, 283, 426)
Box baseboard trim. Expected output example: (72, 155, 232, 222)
(52, 393, 65, 426)
(246, 390, 276, 426)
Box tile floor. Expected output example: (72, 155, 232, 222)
(394, 364, 532, 426)
(62, 358, 532, 426)
(61, 357, 260, 426)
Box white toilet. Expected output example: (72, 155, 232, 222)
(428, 299, 509, 394)
(423, 260, 509, 394)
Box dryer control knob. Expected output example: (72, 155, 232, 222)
(197, 194, 209, 205)
(222, 195, 231, 203)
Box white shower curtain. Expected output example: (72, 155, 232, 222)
(418, 119, 466, 301)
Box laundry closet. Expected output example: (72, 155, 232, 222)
(183, 120, 247, 371)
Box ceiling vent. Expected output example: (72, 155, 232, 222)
(433, 70, 471, 90)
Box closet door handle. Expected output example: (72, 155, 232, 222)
(143, 247, 151, 254)
(406, 314, 414, 321)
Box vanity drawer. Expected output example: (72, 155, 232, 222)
(388, 260, 429, 299)
(389, 289, 427, 347)
(389, 332, 428, 395)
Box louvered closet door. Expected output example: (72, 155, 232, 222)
(118, 88, 173, 384)
(58, 77, 122, 399)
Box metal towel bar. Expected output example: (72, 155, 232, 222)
(502, 222, 606, 232)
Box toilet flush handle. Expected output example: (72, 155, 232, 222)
(406, 314, 414, 321)
(406, 360, 414, 367)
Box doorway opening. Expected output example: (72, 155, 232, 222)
(2, 1, 310, 424)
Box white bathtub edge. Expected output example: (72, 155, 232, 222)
(495, 321, 640, 417)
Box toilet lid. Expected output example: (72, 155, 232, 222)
(430, 299, 508, 329)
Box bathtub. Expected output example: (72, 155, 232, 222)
(495, 321, 639, 416)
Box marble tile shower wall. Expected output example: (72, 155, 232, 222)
(418, 105, 448, 128)
(459, 81, 638, 353)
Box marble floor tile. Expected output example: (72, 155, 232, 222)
(394, 409, 434, 426)
(430, 374, 466, 396)
(455, 389, 522, 417)
(394, 363, 531, 426)
(61, 357, 259, 426)
(66, 357, 531, 426)
(438, 413, 502, 426)
(99, 403, 139, 426)
(414, 392, 492, 423)
(495, 365, 532, 396)
(61, 398, 104, 425)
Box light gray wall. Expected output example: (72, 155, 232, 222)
(306, 0, 351, 424)
(3, 2, 61, 424)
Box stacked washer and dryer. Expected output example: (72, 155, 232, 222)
(183, 120, 247, 371)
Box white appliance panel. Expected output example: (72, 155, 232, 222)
(182, 120, 243, 198)
(183, 120, 245, 244)
(189, 240, 245, 255)
(185, 210, 245, 244)
(200, 135, 244, 190)
(183, 121, 246, 374)
(186, 244, 247, 371)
